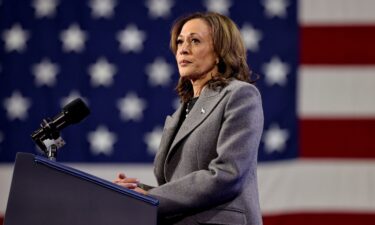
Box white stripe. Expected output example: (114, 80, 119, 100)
(298, 66, 375, 118)
(2, 160, 375, 215)
(299, 0, 375, 25)
(0, 164, 13, 216)
(258, 159, 375, 214)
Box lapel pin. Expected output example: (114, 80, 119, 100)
(201, 108, 206, 114)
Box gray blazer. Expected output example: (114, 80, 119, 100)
(148, 79, 264, 225)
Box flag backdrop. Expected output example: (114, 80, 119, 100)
(1, 0, 375, 224)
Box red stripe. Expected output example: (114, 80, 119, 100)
(5, 213, 374, 225)
(263, 212, 375, 225)
(300, 119, 375, 158)
(301, 26, 375, 65)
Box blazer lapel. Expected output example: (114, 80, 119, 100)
(153, 104, 184, 182)
(165, 87, 228, 163)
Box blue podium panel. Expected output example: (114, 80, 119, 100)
(4, 153, 158, 225)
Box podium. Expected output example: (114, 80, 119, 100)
(4, 153, 158, 225)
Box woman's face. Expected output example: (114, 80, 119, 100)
(176, 19, 218, 81)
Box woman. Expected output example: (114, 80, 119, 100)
(115, 12, 264, 225)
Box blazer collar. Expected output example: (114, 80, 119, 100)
(166, 86, 228, 161)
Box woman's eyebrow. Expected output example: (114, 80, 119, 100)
(178, 33, 200, 38)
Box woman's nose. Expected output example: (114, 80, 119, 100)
(180, 48, 188, 55)
(179, 42, 190, 55)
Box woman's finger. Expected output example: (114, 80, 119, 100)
(118, 173, 126, 179)
(121, 177, 139, 183)
(116, 182, 138, 189)
(134, 187, 148, 195)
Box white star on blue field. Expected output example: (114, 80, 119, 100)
(0, 0, 296, 162)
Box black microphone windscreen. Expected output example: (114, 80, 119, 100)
(63, 98, 90, 124)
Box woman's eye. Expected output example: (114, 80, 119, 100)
(176, 39, 183, 45)
(192, 39, 200, 44)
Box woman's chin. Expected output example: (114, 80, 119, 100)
(179, 72, 203, 80)
(179, 73, 194, 79)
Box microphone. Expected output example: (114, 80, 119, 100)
(31, 98, 90, 152)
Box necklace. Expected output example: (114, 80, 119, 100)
(185, 97, 198, 117)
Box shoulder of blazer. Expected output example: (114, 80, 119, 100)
(221, 79, 261, 99)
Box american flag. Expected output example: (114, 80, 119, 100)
(1, 0, 375, 224)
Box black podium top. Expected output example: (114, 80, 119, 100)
(4, 153, 158, 225)
(34, 154, 159, 206)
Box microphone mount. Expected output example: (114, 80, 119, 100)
(32, 118, 66, 161)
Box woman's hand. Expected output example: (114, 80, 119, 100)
(114, 173, 139, 188)
(113, 173, 148, 195)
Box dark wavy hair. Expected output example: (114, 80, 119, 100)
(170, 12, 256, 103)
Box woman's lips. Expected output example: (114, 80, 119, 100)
(179, 60, 192, 66)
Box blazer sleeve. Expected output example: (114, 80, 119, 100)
(148, 84, 264, 217)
